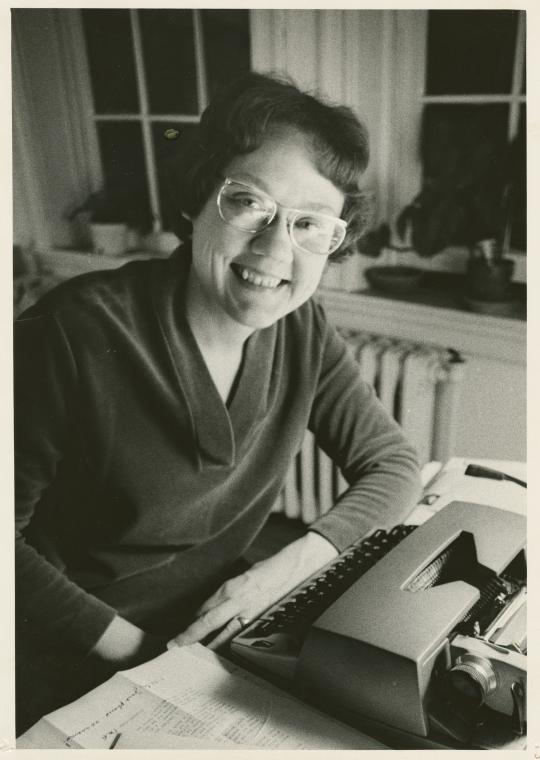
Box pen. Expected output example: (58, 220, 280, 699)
(109, 733, 121, 749)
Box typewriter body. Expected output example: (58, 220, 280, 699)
(231, 501, 526, 749)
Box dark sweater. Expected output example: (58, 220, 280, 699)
(15, 252, 420, 656)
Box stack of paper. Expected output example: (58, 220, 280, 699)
(18, 643, 385, 750)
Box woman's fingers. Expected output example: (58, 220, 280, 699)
(169, 575, 268, 649)
(170, 597, 239, 647)
(206, 615, 247, 651)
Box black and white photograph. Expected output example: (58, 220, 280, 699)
(11, 5, 528, 751)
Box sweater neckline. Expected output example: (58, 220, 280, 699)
(151, 253, 277, 470)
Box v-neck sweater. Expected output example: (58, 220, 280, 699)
(15, 252, 420, 655)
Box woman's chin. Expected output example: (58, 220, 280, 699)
(225, 304, 285, 331)
(224, 278, 292, 330)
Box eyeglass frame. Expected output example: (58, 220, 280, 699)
(216, 177, 348, 256)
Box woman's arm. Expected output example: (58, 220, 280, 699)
(305, 315, 422, 552)
(15, 311, 146, 660)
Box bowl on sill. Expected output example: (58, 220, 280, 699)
(364, 265, 424, 294)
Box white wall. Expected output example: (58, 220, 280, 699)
(457, 358, 525, 461)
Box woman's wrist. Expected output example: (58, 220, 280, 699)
(91, 615, 167, 667)
(286, 530, 338, 571)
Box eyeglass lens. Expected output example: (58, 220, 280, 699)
(218, 181, 345, 255)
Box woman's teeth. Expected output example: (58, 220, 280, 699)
(239, 267, 282, 288)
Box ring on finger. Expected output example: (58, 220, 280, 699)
(236, 616, 252, 628)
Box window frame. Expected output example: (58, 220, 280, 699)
(422, 10, 525, 142)
(77, 8, 250, 233)
(420, 10, 526, 257)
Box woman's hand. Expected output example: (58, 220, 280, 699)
(168, 531, 338, 651)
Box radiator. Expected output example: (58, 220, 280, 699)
(273, 330, 465, 523)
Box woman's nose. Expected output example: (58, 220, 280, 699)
(251, 214, 294, 262)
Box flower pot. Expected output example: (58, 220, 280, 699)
(364, 265, 424, 294)
(146, 230, 180, 256)
(89, 223, 128, 256)
(466, 257, 515, 302)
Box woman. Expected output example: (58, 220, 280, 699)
(15, 73, 421, 732)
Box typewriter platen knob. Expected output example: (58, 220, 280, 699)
(447, 654, 498, 707)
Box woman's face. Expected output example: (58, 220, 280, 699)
(189, 131, 345, 332)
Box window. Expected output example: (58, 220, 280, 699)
(81, 9, 251, 233)
(421, 10, 526, 250)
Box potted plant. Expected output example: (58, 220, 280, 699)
(68, 183, 154, 256)
(359, 112, 525, 306)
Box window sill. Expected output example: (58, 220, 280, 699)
(319, 281, 525, 364)
(353, 271, 526, 322)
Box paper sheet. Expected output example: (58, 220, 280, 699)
(18, 643, 385, 750)
(407, 457, 526, 525)
(113, 731, 237, 749)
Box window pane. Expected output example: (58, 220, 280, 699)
(201, 10, 251, 100)
(96, 121, 152, 230)
(426, 10, 518, 95)
(421, 104, 510, 245)
(151, 122, 198, 231)
(139, 10, 198, 115)
(82, 10, 139, 114)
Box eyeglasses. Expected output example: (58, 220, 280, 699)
(216, 177, 347, 256)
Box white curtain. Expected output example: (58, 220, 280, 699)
(12, 9, 101, 251)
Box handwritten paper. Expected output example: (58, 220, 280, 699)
(17, 643, 384, 750)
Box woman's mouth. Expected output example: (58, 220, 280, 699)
(231, 264, 287, 289)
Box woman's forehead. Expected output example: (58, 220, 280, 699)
(224, 131, 345, 215)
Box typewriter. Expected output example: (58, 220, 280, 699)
(231, 501, 526, 749)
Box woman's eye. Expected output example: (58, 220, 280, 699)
(232, 192, 264, 211)
(296, 216, 323, 232)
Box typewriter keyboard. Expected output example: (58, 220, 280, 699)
(231, 524, 416, 678)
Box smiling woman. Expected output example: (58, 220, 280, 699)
(15, 73, 421, 734)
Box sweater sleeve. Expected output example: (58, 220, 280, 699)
(307, 309, 422, 551)
(15, 310, 117, 655)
